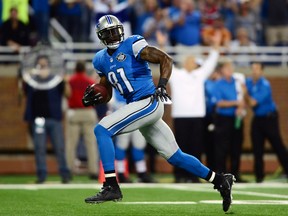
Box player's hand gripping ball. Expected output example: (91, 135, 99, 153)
(82, 83, 109, 106)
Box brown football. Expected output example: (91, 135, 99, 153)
(91, 83, 109, 104)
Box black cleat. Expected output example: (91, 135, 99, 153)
(138, 174, 157, 183)
(118, 174, 133, 183)
(214, 173, 236, 212)
(85, 183, 123, 204)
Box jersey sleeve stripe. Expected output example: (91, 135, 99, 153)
(132, 39, 148, 59)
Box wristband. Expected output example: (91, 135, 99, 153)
(158, 77, 168, 88)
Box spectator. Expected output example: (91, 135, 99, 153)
(91, 0, 134, 42)
(79, 0, 94, 42)
(263, 0, 288, 46)
(136, 0, 168, 46)
(0, 7, 29, 53)
(235, 0, 259, 43)
(199, 0, 220, 27)
(32, 0, 55, 43)
(245, 62, 288, 183)
(230, 27, 257, 48)
(158, 0, 172, 8)
(229, 27, 257, 67)
(23, 55, 71, 184)
(111, 90, 155, 183)
(66, 61, 99, 180)
(55, 0, 82, 42)
(202, 16, 231, 47)
(164, 0, 202, 46)
(135, 0, 158, 35)
(212, 60, 247, 183)
(219, 0, 238, 37)
(0, 0, 2, 26)
(1, 0, 29, 24)
(203, 65, 221, 171)
(168, 32, 220, 183)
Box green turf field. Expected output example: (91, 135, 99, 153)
(0, 181, 287, 216)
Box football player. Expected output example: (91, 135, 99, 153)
(82, 15, 235, 212)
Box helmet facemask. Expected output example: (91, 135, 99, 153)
(97, 25, 124, 49)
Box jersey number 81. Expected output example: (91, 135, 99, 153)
(108, 68, 134, 95)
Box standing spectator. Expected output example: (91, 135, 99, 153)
(168, 33, 220, 182)
(111, 90, 155, 183)
(0, 0, 2, 26)
(23, 55, 71, 184)
(139, 0, 168, 46)
(0, 7, 29, 53)
(235, 0, 259, 43)
(203, 66, 221, 171)
(31, 0, 53, 43)
(219, 0, 238, 38)
(66, 61, 99, 180)
(202, 16, 231, 47)
(263, 0, 288, 46)
(245, 62, 288, 183)
(212, 60, 246, 182)
(55, 0, 82, 42)
(199, 0, 220, 27)
(79, 0, 94, 42)
(91, 0, 134, 42)
(164, 0, 201, 46)
(135, 0, 159, 36)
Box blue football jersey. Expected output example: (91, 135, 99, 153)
(92, 35, 156, 103)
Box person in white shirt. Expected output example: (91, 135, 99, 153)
(168, 33, 221, 183)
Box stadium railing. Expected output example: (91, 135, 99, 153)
(0, 44, 287, 69)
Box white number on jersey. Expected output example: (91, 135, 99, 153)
(108, 68, 134, 94)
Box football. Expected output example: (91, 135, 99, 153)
(91, 83, 109, 104)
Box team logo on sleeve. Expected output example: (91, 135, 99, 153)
(116, 53, 126, 62)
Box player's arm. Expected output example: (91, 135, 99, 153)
(140, 46, 173, 83)
(140, 46, 173, 102)
(99, 76, 113, 102)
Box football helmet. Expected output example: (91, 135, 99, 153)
(96, 15, 124, 49)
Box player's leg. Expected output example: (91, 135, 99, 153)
(131, 130, 155, 183)
(139, 119, 210, 179)
(140, 118, 235, 212)
(85, 97, 160, 203)
(115, 133, 132, 183)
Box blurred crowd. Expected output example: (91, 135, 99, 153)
(0, 0, 287, 52)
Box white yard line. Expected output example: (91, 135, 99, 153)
(199, 200, 288, 205)
(120, 200, 288, 205)
(120, 201, 197, 205)
(0, 183, 287, 199)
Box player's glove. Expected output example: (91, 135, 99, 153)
(82, 84, 103, 107)
(154, 78, 171, 103)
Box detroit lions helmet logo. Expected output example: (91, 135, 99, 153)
(116, 53, 126, 62)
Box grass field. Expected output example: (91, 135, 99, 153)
(0, 175, 288, 216)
